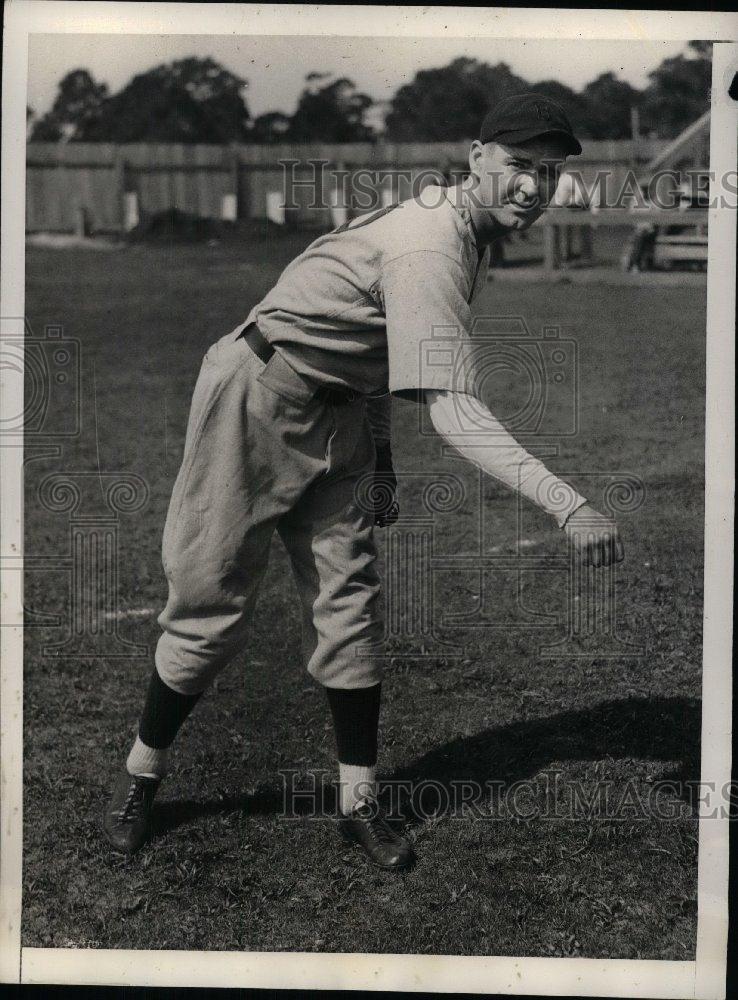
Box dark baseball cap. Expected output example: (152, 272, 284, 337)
(480, 93, 582, 156)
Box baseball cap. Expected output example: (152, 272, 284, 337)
(480, 93, 582, 156)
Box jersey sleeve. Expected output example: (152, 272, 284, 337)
(427, 389, 589, 528)
(377, 250, 479, 400)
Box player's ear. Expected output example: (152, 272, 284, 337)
(468, 140, 486, 179)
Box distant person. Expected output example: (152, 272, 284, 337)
(104, 94, 624, 870)
(622, 188, 658, 271)
(622, 221, 658, 272)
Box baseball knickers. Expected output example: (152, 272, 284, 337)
(155, 328, 384, 695)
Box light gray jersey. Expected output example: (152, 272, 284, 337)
(245, 183, 490, 398)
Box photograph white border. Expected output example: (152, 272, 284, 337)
(2, 4, 735, 996)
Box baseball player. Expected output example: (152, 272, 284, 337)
(104, 94, 624, 870)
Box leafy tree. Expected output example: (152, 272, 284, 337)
(385, 58, 528, 141)
(79, 58, 250, 142)
(34, 41, 712, 147)
(640, 40, 712, 138)
(30, 69, 108, 141)
(250, 111, 291, 143)
(578, 72, 642, 140)
(287, 73, 374, 142)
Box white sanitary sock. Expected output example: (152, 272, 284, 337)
(338, 763, 377, 815)
(126, 735, 169, 778)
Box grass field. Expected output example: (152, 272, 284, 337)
(23, 229, 705, 958)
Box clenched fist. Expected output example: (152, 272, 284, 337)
(563, 503, 624, 567)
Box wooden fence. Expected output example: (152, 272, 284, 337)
(26, 139, 667, 234)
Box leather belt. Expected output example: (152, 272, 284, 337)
(239, 322, 275, 364)
(239, 322, 360, 405)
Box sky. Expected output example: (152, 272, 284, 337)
(27, 34, 692, 119)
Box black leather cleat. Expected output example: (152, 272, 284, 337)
(103, 769, 160, 855)
(338, 799, 414, 870)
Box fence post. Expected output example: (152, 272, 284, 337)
(266, 191, 285, 226)
(113, 147, 126, 232)
(543, 223, 560, 270)
(124, 193, 139, 232)
(74, 206, 89, 238)
(580, 224, 594, 264)
(229, 142, 240, 219)
(564, 225, 575, 262)
(57, 141, 70, 231)
(329, 160, 348, 228)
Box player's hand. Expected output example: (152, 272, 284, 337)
(372, 442, 400, 528)
(563, 503, 624, 567)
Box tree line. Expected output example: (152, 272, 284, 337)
(28, 43, 711, 145)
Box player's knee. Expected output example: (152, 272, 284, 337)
(308, 650, 384, 689)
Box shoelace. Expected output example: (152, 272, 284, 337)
(117, 778, 148, 822)
(353, 805, 397, 845)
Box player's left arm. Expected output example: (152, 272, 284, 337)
(366, 392, 399, 527)
(426, 389, 624, 567)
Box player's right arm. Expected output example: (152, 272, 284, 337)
(426, 389, 624, 568)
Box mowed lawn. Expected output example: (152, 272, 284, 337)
(23, 232, 705, 958)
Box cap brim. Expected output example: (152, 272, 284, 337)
(487, 127, 582, 156)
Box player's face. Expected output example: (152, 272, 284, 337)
(467, 137, 569, 236)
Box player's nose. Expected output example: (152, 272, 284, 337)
(515, 172, 539, 204)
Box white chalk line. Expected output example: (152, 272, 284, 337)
(103, 608, 157, 621)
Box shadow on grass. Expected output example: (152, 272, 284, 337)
(151, 695, 700, 837)
(151, 783, 288, 837)
(390, 695, 700, 827)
